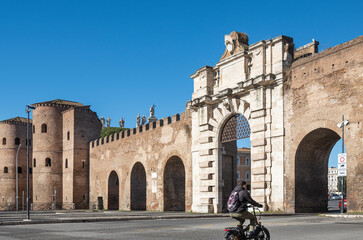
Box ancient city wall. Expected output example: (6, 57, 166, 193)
(32, 104, 65, 209)
(89, 111, 192, 211)
(0, 119, 32, 210)
(284, 35, 363, 212)
(62, 108, 102, 209)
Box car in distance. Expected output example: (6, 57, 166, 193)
(339, 195, 347, 212)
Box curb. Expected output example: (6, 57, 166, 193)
(320, 214, 363, 219)
(0, 213, 293, 226)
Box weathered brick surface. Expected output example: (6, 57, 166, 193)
(0, 121, 32, 210)
(89, 111, 192, 211)
(284, 35, 363, 212)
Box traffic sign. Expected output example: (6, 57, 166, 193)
(338, 153, 347, 163)
(338, 163, 347, 169)
(338, 169, 347, 177)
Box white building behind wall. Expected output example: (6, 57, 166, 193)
(328, 167, 338, 193)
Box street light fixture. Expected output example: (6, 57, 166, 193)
(25, 105, 35, 221)
(337, 115, 349, 214)
(16, 143, 21, 211)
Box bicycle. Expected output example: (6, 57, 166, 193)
(224, 205, 270, 240)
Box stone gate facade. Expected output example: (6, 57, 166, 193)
(189, 33, 291, 213)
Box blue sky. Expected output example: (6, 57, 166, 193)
(1, 0, 359, 166)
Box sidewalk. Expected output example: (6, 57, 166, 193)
(0, 210, 293, 226)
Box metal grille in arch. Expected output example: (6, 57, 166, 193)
(220, 114, 250, 143)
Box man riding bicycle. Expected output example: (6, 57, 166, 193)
(228, 181, 263, 237)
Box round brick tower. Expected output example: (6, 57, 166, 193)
(0, 117, 32, 211)
(32, 100, 83, 210)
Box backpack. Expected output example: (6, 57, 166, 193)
(227, 190, 241, 212)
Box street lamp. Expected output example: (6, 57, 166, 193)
(25, 105, 35, 220)
(337, 115, 349, 214)
(16, 143, 21, 211)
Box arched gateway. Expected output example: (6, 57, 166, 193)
(131, 162, 146, 210)
(295, 128, 341, 213)
(164, 156, 185, 211)
(220, 114, 251, 212)
(108, 171, 119, 210)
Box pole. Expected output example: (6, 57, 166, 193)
(26, 108, 30, 219)
(340, 115, 344, 214)
(22, 190, 24, 211)
(16, 144, 21, 211)
(54, 187, 56, 210)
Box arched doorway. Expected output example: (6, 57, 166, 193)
(131, 162, 146, 210)
(164, 156, 185, 211)
(108, 171, 119, 210)
(220, 114, 251, 212)
(295, 128, 340, 213)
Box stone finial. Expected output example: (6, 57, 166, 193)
(119, 118, 125, 128)
(148, 105, 158, 123)
(100, 117, 105, 128)
(136, 114, 141, 127)
(150, 104, 156, 117)
(106, 117, 111, 127)
(220, 31, 249, 61)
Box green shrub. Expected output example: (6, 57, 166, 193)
(100, 127, 128, 138)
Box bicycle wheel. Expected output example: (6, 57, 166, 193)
(256, 226, 270, 240)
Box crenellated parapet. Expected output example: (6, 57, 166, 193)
(91, 113, 184, 149)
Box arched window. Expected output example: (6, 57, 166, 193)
(41, 124, 47, 133)
(33, 158, 36, 168)
(67, 131, 70, 140)
(45, 158, 51, 167)
(65, 159, 68, 168)
(15, 138, 20, 145)
(4, 167, 8, 173)
(245, 158, 249, 166)
(246, 171, 250, 180)
(82, 161, 85, 168)
(2, 137, 6, 145)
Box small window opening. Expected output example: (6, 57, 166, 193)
(18, 167, 22, 174)
(67, 131, 70, 140)
(41, 124, 47, 133)
(4, 167, 8, 173)
(82, 161, 85, 169)
(33, 126, 35, 133)
(45, 158, 51, 167)
(33, 158, 36, 168)
(65, 159, 68, 168)
(15, 138, 20, 145)
(2, 138, 6, 145)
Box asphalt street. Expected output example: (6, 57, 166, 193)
(0, 214, 362, 240)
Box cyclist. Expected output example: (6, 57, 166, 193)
(229, 181, 263, 237)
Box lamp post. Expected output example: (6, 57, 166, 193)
(337, 115, 349, 214)
(25, 105, 35, 220)
(16, 144, 21, 211)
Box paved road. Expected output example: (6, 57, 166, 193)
(0, 215, 362, 240)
